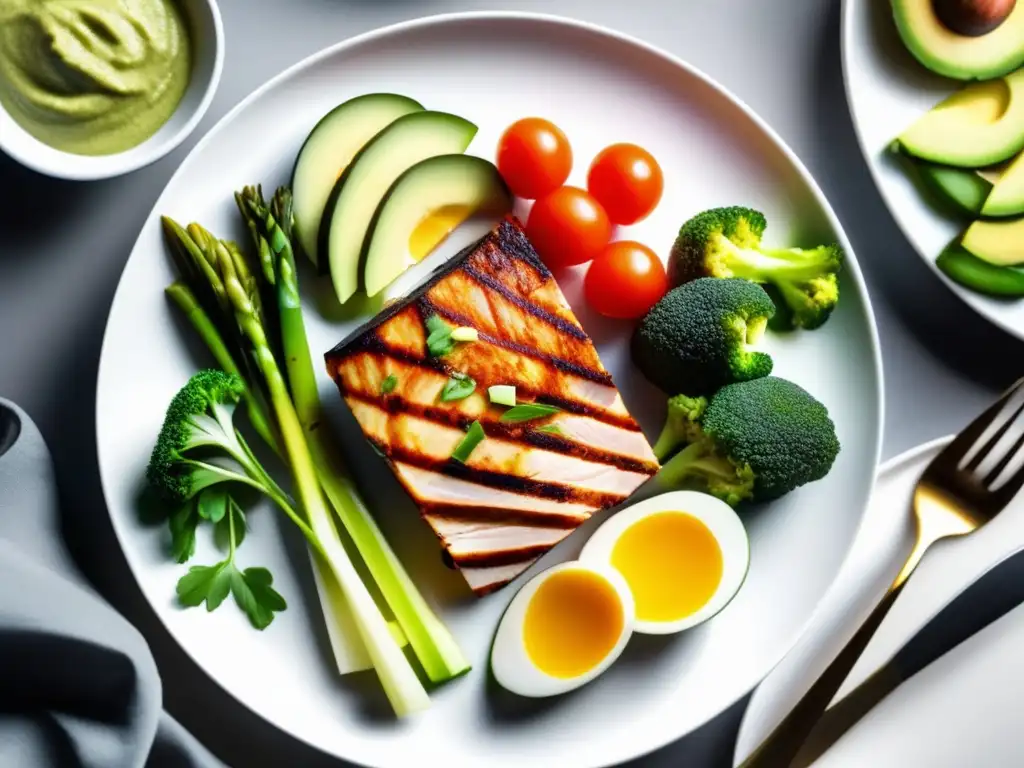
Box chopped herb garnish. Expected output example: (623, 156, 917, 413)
(488, 384, 517, 407)
(450, 327, 478, 343)
(499, 403, 562, 423)
(536, 424, 564, 436)
(380, 374, 398, 395)
(440, 372, 476, 402)
(425, 314, 455, 357)
(451, 421, 486, 463)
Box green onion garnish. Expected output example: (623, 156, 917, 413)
(425, 314, 455, 357)
(488, 384, 517, 407)
(451, 421, 486, 463)
(380, 374, 398, 395)
(499, 403, 561, 423)
(450, 327, 478, 343)
(440, 372, 476, 402)
(536, 424, 564, 436)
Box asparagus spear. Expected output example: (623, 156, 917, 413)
(238, 186, 470, 685)
(162, 218, 429, 717)
(165, 279, 376, 673)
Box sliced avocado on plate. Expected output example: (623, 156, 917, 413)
(938, 244, 1024, 297)
(961, 216, 1024, 265)
(319, 111, 478, 305)
(911, 160, 994, 216)
(982, 149, 1024, 217)
(894, 68, 1024, 167)
(291, 94, 424, 271)
(362, 155, 513, 297)
(893, 0, 1024, 80)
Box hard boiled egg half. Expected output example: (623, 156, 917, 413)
(581, 491, 749, 634)
(490, 562, 635, 697)
(490, 491, 749, 696)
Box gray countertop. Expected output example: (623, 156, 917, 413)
(2, 0, 1021, 765)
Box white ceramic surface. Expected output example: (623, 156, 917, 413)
(842, 0, 1024, 342)
(735, 436, 1024, 766)
(0, 0, 224, 181)
(95, 13, 883, 768)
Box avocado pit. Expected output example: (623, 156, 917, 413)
(934, 0, 1016, 36)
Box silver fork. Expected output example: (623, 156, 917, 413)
(739, 377, 1024, 767)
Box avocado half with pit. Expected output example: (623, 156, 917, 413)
(893, 0, 1024, 80)
(962, 216, 1024, 265)
(895, 68, 1024, 167)
(319, 111, 478, 305)
(291, 93, 424, 270)
(361, 155, 513, 297)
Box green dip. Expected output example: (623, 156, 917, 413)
(0, 0, 192, 156)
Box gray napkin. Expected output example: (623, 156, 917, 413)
(0, 398, 224, 768)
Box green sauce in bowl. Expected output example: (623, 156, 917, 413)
(0, 0, 192, 156)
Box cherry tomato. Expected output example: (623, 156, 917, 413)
(586, 143, 664, 225)
(584, 241, 668, 319)
(496, 118, 573, 200)
(526, 186, 613, 270)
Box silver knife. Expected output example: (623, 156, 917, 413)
(791, 544, 1024, 767)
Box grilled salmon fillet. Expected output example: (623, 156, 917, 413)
(325, 217, 659, 595)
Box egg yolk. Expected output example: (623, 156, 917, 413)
(610, 511, 723, 623)
(523, 569, 624, 678)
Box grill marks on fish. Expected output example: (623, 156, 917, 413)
(325, 218, 658, 594)
(341, 335, 637, 430)
(342, 387, 654, 474)
(420, 297, 614, 386)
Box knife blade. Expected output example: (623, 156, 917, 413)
(791, 543, 1024, 768)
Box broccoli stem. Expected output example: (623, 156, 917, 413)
(721, 239, 832, 283)
(233, 428, 318, 547)
(663, 441, 735, 478)
(746, 315, 768, 345)
(243, 186, 470, 685)
(652, 426, 681, 463)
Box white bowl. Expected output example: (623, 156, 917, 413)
(0, 0, 224, 181)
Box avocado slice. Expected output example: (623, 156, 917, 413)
(982, 149, 1024, 216)
(937, 244, 1024, 297)
(962, 216, 1024, 265)
(291, 94, 424, 270)
(893, 0, 1024, 80)
(914, 161, 994, 216)
(895, 68, 1024, 167)
(361, 155, 512, 297)
(319, 111, 478, 305)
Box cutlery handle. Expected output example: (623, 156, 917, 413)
(738, 580, 908, 767)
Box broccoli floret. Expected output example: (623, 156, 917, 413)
(668, 206, 842, 330)
(147, 370, 256, 502)
(632, 278, 776, 395)
(654, 376, 840, 505)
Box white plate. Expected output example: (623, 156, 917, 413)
(737, 436, 1024, 766)
(96, 13, 883, 768)
(842, 0, 1024, 342)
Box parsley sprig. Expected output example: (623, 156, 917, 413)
(172, 487, 286, 630)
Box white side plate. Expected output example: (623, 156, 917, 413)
(737, 436, 1024, 766)
(842, 0, 1024, 341)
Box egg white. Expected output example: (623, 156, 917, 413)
(579, 490, 749, 635)
(490, 561, 635, 697)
